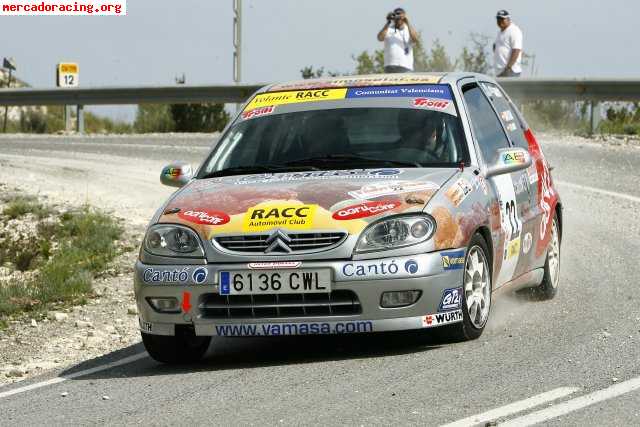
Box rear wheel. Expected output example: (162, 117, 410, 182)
(439, 233, 492, 342)
(142, 326, 211, 364)
(537, 213, 561, 299)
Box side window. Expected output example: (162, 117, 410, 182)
(462, 85, 510, 163)
(481, 82, 529, 149)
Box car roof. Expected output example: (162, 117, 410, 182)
(263, 72, 497, 93)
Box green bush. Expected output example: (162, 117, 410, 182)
(19, 109, 48, 133)
(597, 104, 640, 135)
(134, 104, 174, 133)
(2, 195, 53, 219)
(0, 207, 123, 318)
(170, 103, 230, 133)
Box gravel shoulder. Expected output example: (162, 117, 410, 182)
(0, 135, 209, 385)
(0, 192, 143, 385)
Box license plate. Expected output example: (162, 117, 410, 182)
(219, 269, 331, 295)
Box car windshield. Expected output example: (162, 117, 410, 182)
(200, 107, 468, 178)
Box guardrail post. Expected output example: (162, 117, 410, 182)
(64, 105, 73, 133)
(76, 105, 84, 134)
(589, 101, 602, 135)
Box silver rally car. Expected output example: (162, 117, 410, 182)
(135, 73, 562, 363)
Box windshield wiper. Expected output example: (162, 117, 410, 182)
(200, 164, 319, 179)
(284, 154, 421, 168)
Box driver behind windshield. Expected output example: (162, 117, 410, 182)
(398, 109, 448, 162)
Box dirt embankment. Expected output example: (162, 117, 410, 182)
(0, 187, 144, 385)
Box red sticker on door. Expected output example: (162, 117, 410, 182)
(178, 209, 230, 226)
(332, 200, 400, 220)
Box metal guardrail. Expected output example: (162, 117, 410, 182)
(498, 78, 640, 102)
(1, 78, 640, 106)
(1, 77, 638, 133)
(0, 84, 264, 106)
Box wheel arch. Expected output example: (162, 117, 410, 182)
(473, 225, 494, 283)
(555, 201, 563, 242)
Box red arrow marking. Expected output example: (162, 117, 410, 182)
(182, 291, 192, 313)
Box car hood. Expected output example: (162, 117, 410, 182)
(158, 168, 457, 239)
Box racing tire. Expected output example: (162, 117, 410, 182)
(536, 213, 561, 300)
(438, 233, 492, 342)
(142, 327, 211, 364)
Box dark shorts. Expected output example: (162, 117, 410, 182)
(500, 69, 521, 77)
(384, 65, 412, 74)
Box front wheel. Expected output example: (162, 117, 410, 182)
(142, 327, 211, 364)
(537, 213, 561, 299)
(439, 233, 492, 342)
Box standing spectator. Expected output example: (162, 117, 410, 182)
(493, 10, 523, 77)
(377, 8, 419, 73)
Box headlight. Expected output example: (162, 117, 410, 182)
(143, 224, 205, 257)
(355, 214, 436, 253)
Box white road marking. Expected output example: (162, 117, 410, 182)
(440, 387, 579, 427)
(557, 180, 640, 203)
(499, 376, 640, 427)
(0, 352, 147, 400)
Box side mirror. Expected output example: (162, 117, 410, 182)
(485, 148, 532, 179)
(160, 162, 194, 188)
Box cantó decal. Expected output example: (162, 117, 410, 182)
(332, 200, 400, 220)
(178, 209, 230, 226)
(192, 267, 208, 284)
(441, 249, 465, 271)
(404, 260, 419, 274)
(234, 168, 403, 184)
(340, 258, 419, 279)
(243, 203, 317, 232)
(143, 267, 191, 284)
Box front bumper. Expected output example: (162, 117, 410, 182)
(134, 250, 466, 337)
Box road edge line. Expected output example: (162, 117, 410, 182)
(440, 387, 579, 427)
(498, 376, 640, 427)
(0, 352, 147, 400)
(557, 180, 640, 203)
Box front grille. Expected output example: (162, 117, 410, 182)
(199, 290, 361, 319)
(214, 232, 347, 254)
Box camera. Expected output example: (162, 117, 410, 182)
(387, 12, 398, 21)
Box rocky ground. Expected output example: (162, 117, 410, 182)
(0, 193, 144, 385)
(544, 131, 640, 149)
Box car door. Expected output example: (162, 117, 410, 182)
(461, 83, 531, 288)
(479, 81, 538, 275)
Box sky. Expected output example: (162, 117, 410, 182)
(1, 0, 638, 121)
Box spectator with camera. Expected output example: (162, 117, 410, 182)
(377, 8, 419, 73)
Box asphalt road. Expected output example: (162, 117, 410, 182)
(1, 134, 640, 426)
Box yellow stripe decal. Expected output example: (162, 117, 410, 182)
(245, 88, 348, 110)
